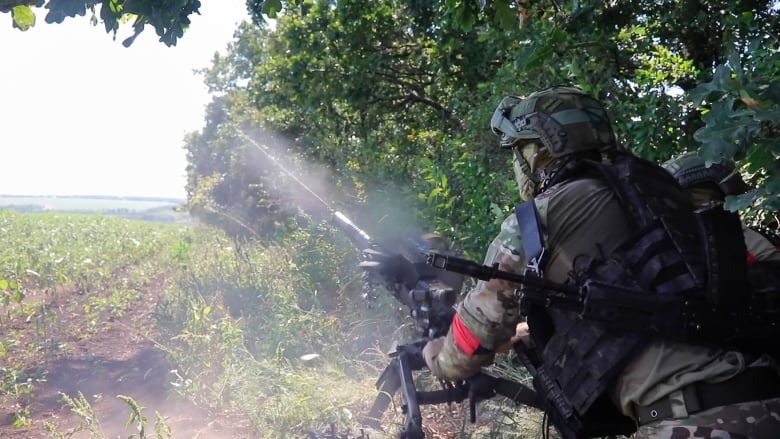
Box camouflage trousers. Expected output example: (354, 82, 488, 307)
(635, 397, 780, 439)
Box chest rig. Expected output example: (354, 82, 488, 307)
(515, 152, 749, 428)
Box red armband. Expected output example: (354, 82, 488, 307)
(452, 313, 481, 356)
(747, 250, 756, 267)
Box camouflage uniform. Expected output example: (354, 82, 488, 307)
(426, 176, 634, 381)
(425, 88, 780, 438)
(622, 153, 780, 438)
(638, 398, 780, 438)
(661, 151, 780, 265)
(744, 226, 780, 263)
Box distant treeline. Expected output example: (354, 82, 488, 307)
(0, 205, 191, 223)
(0, 196, 191, 224)
(0, 194, 185, 203)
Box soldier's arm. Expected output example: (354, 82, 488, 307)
(744, 226, 780, 264)
(426, 215, 527, 381)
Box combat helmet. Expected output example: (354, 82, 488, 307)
(662, 151, 749, 202)
(490, 86, 618, 199)
(491, 86, 617, 154)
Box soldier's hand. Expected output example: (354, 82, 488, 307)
(495, 322, 531, 353)
(422, 336, 446, 378)
(359, 249, 419, 289)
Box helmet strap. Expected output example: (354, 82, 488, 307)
(536, 158, 569, 193)
(537, 155, 598, 193)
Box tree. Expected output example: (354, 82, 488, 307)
(495, 0, 780, 218)
(1, 0, 203, 46)
(240, 1, 780, 227)
(184, 94, 305, 240)
(186, 0, 778, 250)
(190, 3, 519, 253)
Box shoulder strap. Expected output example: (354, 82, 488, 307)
(515, 201, 546, 274)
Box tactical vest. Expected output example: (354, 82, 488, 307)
(517, 152, 750, 430)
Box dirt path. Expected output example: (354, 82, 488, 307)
(0, 272, 541, 439)
(0, 274, 256, 439)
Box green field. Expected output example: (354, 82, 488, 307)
(0, 209, 536, 438)
(0, 195, 183, 212)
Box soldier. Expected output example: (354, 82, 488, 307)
(423, 87, 780, 438)
(662, 151, 780, 264)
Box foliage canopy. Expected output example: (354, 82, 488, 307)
(1, 0, 202, 46)
(181, 1, 779, 253)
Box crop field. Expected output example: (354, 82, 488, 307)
(0, 195, 190, 224)
(0, 210, 541, 439)
(0, 210, 383, 439)
(0, 210, 218, 437)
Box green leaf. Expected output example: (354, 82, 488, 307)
(724, 189, 760, 211)
(0, 279, 7, 290)
(700, 98, 736, 124)
(490, 202, 504, 225)
(751, 108, 780, 123)
(712, 63, 735, 90)
(11, 5, 35, 31)
(262, 0, 282, 18)
(11, 289, 24, 304)
(727, 51, 743, 80)
(494, 1, 517, 29)
(44, 0, 88, 24)
(689, 64, 733, 107)
(100, 0, 121, 34)
(696, 132, 740, 162)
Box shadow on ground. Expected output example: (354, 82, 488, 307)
(0, 274, 256, 439)
(1, 342, 254, 438)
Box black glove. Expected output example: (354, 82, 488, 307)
(359, 248, 420, 290)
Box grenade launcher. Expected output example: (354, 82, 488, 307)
(329, 212, 540, 439)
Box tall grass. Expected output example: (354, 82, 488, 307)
(0, 211, 190, 431)
(0, 210, 540, 438)
(154, 220, 401, 437)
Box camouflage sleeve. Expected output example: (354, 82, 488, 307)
(429, 214, 527, 381)
(744, 226, 780, 263)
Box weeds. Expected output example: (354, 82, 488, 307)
(0, 277, 25, 319)
(153, 223, 401, 437)
(0, 364, 45, 429)
(43, 392, 172, 439)
(117, 394, 172, 439)
(0, 211, 190, 436)
(0, 211, 536, 438)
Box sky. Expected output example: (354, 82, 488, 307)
(0, 1, 250, 199)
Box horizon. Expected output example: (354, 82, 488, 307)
(0, 193, 185, 201)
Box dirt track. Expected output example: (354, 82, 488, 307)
(0, 276, 255, 439)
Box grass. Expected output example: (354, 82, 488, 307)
(0, 211, 188, 434)
(0, 211, 543, 438)
(44, 392, 173, 439)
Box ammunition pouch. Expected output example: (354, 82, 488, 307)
(695, 204, 748, 308)
(513, 153, 771, 437)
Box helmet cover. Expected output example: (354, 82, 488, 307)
(491, 86, 617, 157)
(661, 151, 749, 199)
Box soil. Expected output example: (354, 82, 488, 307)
(0, 274, 256, 439)
(0, 273, 540, 439)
